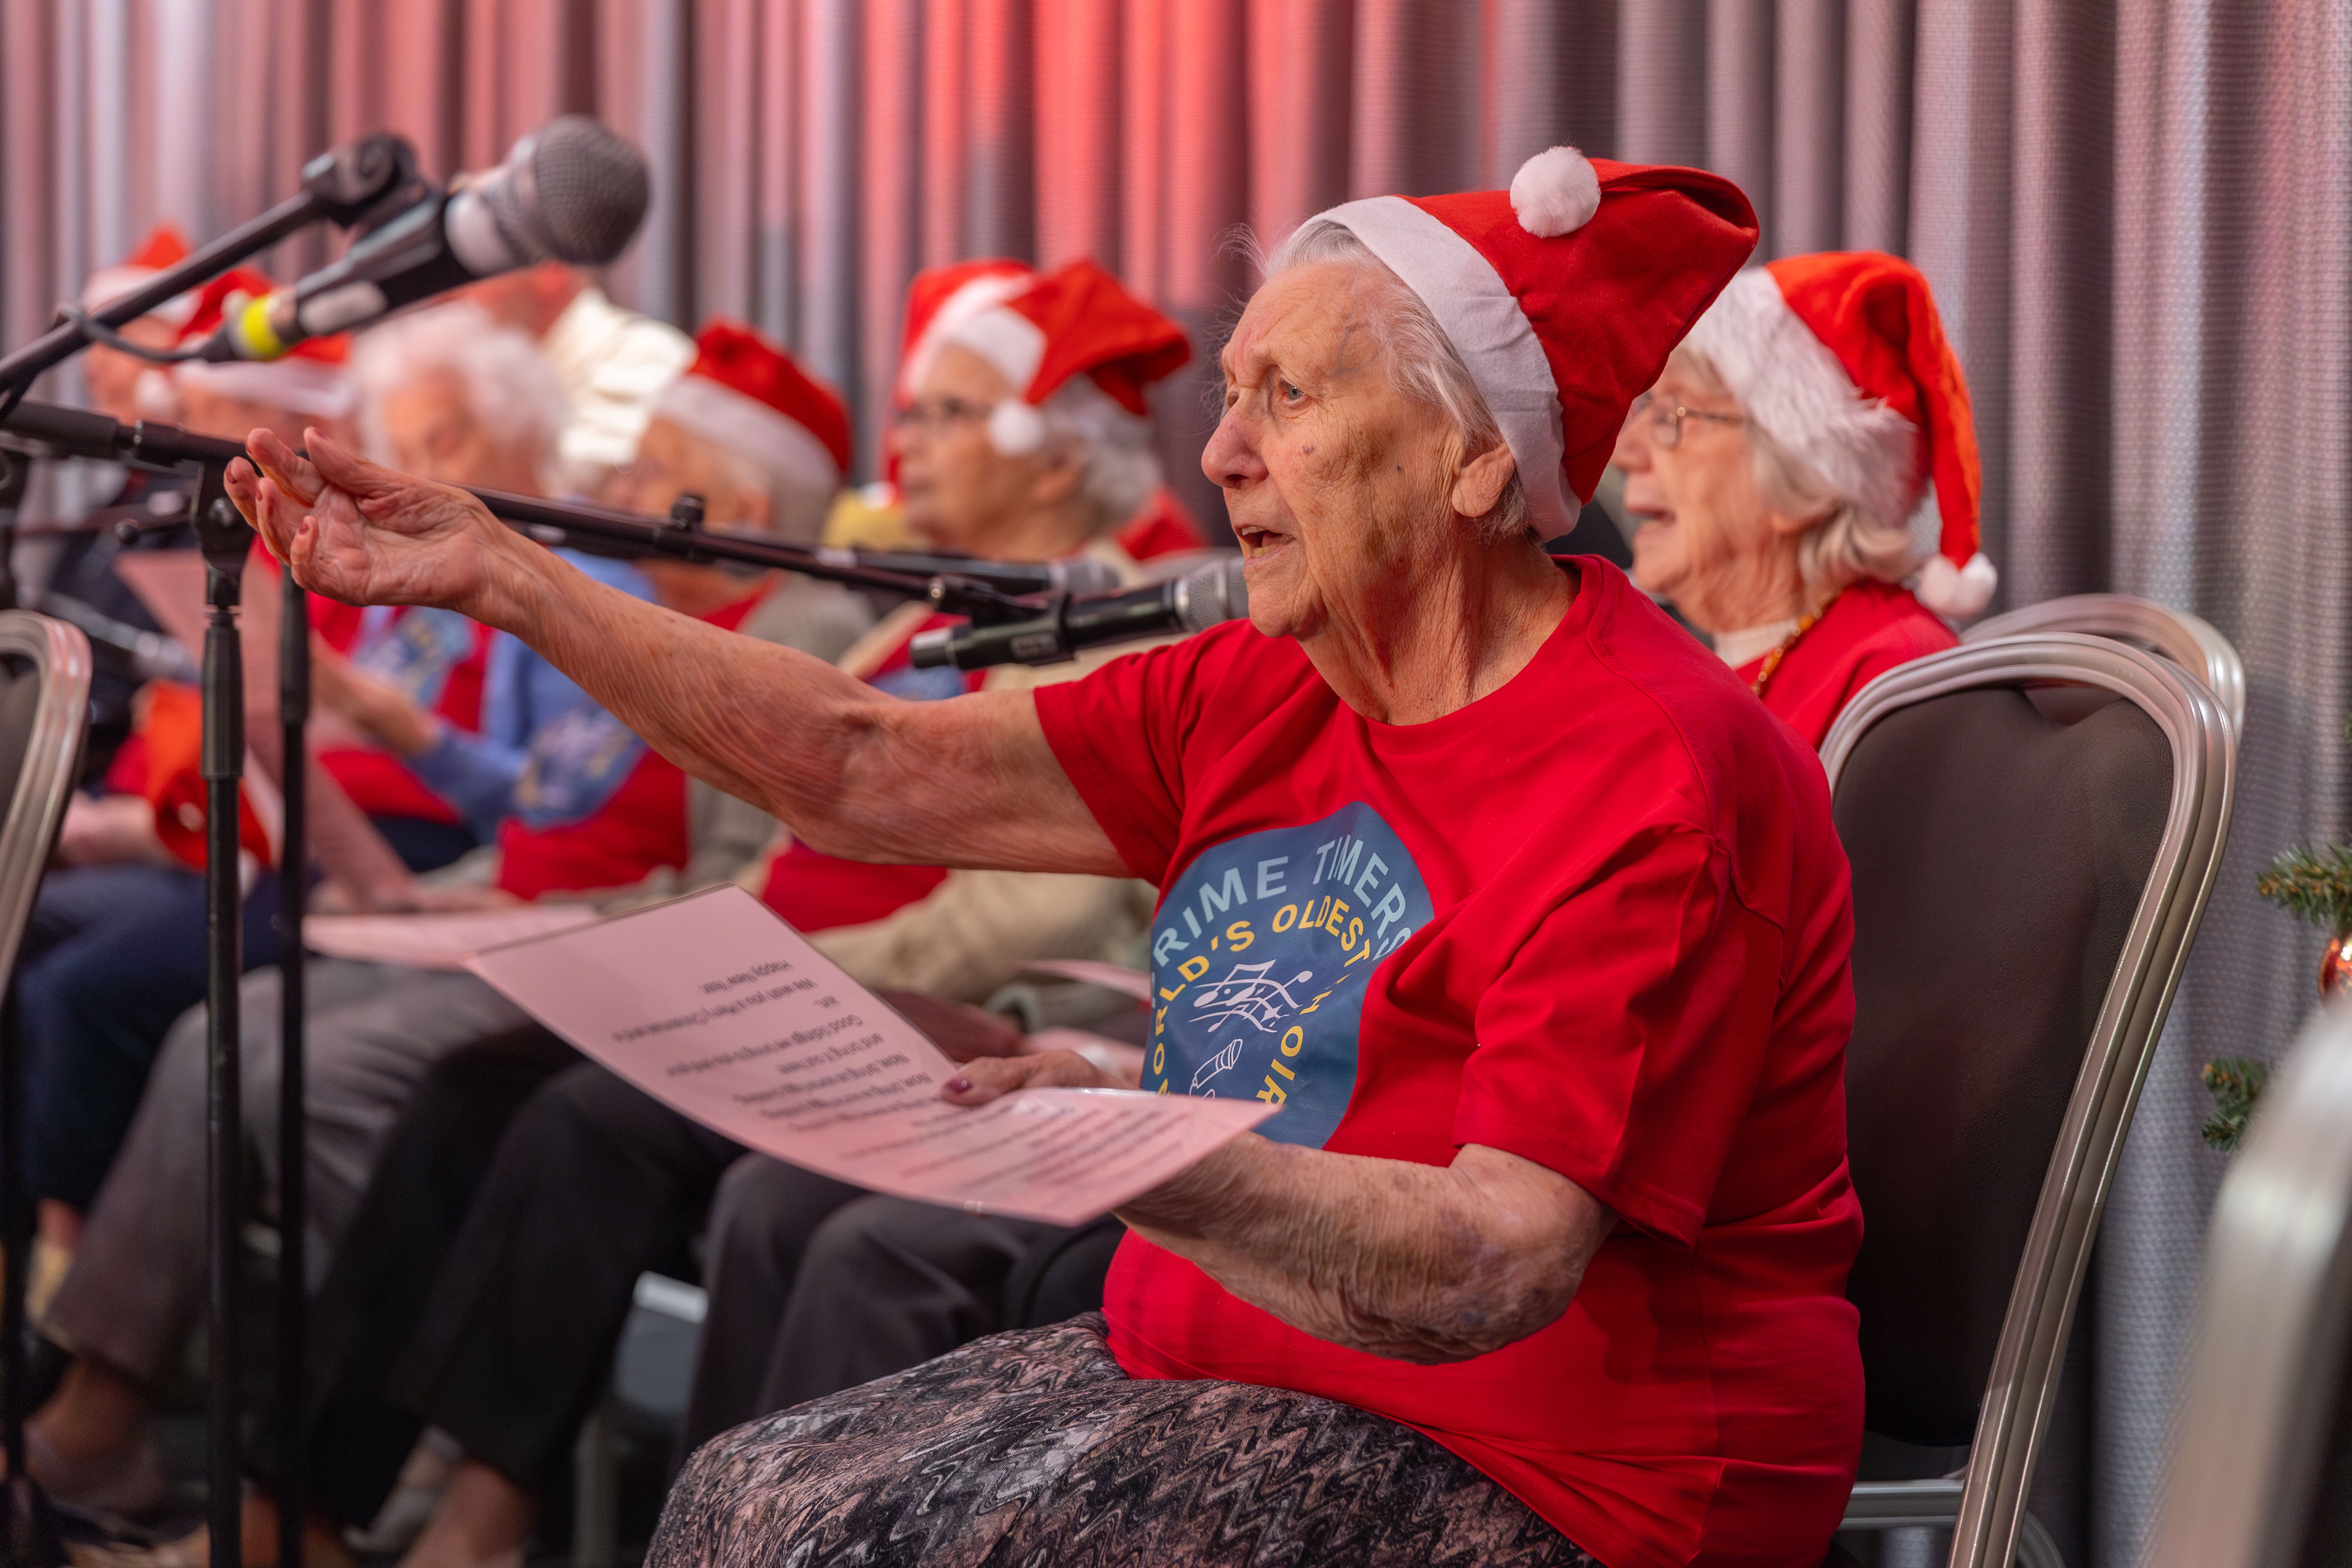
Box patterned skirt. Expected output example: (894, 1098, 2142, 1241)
(650, 1314, 1602, 1568)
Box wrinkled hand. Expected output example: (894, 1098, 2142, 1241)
(229, 428, 508, 615)
(941, 1047, 1129, 1103)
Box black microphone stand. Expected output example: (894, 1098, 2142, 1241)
(188, 473, 248, 1568)
(273, 563, 306, 1568)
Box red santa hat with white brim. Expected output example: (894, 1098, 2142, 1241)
(897, 260, 1038, 404)
(83, 223, 199, 328)
(649, 320, 853, 521)
(1304, 148, 1760, 539)
(173, 268, 354, 420)
(1681, 251, 1995, 620)
(927, 260, 1190, 457)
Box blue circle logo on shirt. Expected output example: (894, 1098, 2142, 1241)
(1147, 802, 1433, 1148)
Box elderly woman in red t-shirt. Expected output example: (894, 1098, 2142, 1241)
(233, 153, 1864, 1568)
(1614, 251, 1994, 747)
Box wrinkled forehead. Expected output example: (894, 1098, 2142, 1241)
(1222, 262, 1389, 381)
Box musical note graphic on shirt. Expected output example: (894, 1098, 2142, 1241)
(1191, 961, 1317, 1032)
(1190, 1037, 1244, 1093)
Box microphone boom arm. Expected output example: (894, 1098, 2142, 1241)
(0, 398, 1041, 619)
(0, 134, 422, 400)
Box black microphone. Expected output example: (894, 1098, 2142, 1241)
(909, 554, 1249, 671)
(822, 547, 1124, 598)
(200, 116, 651, 361)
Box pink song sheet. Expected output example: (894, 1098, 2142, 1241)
(464, 885, 1271, 1225)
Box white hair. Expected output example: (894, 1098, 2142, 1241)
(1258, 220, 1531, 543)
(349, 302, 570, 486)
(1663, 342, 1921, 597)
(1033, 374, 1163, 532)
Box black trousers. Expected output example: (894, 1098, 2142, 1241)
(302, 1049, 757, 1522)
(293, 1026, 578, 1526)
(681, 1165, 1063, 1453)
(383, 1062, 778, 1499)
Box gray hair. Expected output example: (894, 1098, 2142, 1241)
(1663, 342, 1920, 596)
(1035, 374, 1163, 533)
(1259, 220, 1531, 543)
(680, 427, 835, 546)
(349, 302, 570, 486)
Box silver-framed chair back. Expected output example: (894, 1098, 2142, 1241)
(1962, 593, 2245, 737)
(2144, 1001, 2352, 1568)
(1820, 633, 2236, 1568)
(0, 611, 92, 983)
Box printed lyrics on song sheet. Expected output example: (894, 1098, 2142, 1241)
(463, 885, 1271, 1225)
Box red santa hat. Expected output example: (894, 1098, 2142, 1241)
(896, 259, 1038, 403)
(650, 319, 853, 498)
(926, 259, 1191, 456)
(1680, 251, 1993, 619)
(81, 222, 199, 327)
(172, 268, 354, 419)
(1304, 147, 1758, 537)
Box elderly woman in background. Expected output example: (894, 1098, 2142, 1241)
(1616, 250, 1994, 746)
(237, 148, 1869, 1568)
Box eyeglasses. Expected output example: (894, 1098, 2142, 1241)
(891, 395, 992, 434)
(1628, 392, 1746, 450)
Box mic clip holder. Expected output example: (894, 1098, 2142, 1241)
(0, 133, 422, 402)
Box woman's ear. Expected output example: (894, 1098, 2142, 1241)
(1765, 496, 1839, 537)
(1450, 436, 1518, 523)
(1024, 446, 1085, 509)
(733, 484, 775, 533)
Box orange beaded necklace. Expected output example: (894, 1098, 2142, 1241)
(1748, 589, 1844, 698)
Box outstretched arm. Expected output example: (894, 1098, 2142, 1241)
(229, 429, 1123, 876)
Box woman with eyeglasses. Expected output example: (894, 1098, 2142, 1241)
(1614, 251, 1993, 746)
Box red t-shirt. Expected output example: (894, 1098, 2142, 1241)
(1740, 580, 1956, 749)
(1032, 560, 1864, 1568)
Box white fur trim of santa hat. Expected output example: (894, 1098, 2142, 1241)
(651, 372, 844, 493)
(1680, 269, 1920, 535)
(899, 272, 1037, 401)
(940, 304, 1059, 457)
(1314, 195, 1576, 535)
(175, 358, 353, 420)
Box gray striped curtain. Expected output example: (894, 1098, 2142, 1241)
(5, 3, 2349, 1562)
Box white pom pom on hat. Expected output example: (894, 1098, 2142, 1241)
(987, 399, 1048, 456)
(1914, 551, 1999, 620)
(1510, 147, 1603, 238)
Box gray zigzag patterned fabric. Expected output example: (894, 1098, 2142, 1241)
(650, 1315, 1601, 1568)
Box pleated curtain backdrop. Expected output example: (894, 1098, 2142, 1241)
(5, 2, 2352, 1563)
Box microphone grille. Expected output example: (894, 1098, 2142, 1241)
(1177, 554, 1250, 634)
(1055, 556, 1124, 596)
(494, 116, 652, 266)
